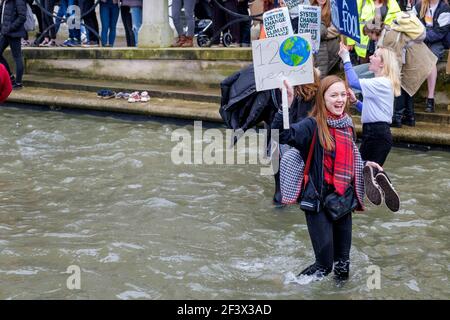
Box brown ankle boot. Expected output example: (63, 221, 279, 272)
(181, 36, 193, 47)
(171, 35, 186, 47)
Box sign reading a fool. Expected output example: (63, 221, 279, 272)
(331, 0, 360, 42)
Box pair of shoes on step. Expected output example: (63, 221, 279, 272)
(115, 92, 130, 100)
(127, 91, 150, 103)
(363, 165, 400, 212)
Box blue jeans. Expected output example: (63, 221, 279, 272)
(100, 1, 119, 46)
(67, 0, 81, 40)
(55, 0, 68, 35)
(130, 6, 142, 46)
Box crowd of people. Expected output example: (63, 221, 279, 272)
(21, 0, 143, 48)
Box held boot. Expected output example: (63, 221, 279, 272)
(425, 98, 435, 113)
(181, 36, 194, 47)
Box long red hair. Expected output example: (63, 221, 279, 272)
(294, 68, 321, 102)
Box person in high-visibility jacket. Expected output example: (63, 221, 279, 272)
(346, 0, 401, 59)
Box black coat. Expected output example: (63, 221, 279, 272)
(415, 0, 450, 44)
(0, 0, 27, 38)
(272, 114, 325, 207)
(220, 64, 278, 134)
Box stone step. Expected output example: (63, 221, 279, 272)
(23, 74, 220, 104)
(22, 74, 450, 125)
(5, 86, 450, 147)
(8, 47, 448, 107)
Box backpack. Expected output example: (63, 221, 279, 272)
(24, 4, 35, 32)
(390, 11, 426, 41)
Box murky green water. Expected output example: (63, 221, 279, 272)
(0, 106, 449, 299)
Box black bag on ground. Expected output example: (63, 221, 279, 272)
(324, 185, 358, 221)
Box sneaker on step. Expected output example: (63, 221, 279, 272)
(12, 82, 23, 90)
(39, 39, 50, 47)
(128, 91, 141, 103)
(68, 38, 81, 47)
(62, 38, 73, 46)
(82, 41, 99, 48)
(140, 91, 150, 102)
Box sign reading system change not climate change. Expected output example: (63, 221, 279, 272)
(263, 7, 294, 38)
(297, 5, 321, 54)
(252, 33, 314, 92)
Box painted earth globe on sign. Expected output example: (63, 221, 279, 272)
(279, 36, 311, 67)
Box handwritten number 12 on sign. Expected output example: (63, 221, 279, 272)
(254, 41, 280, 67)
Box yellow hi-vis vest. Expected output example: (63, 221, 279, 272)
(346, 0, 401, 58)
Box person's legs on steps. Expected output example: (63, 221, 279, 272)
(9, 37, 24, 86)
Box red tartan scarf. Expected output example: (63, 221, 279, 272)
(324, 120, 355, 196)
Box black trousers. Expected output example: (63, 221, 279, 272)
(360, 122, 392, 166)
(42, 0, 57, 39)
(237, 0, 250, 45)
(393, 88, 415, 122)
(80, 0, 99, 43)
(305, 209, 352, 272)
(212, 0, 240, 44)
(120, 5, 135, 47)
(30, 4, 44, 43)
(0, 36, 24, 83)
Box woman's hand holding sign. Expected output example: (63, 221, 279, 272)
(281, 79, 294, 129)
(283, 79, 294, 108)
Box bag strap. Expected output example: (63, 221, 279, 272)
(303, 129, 317, 187)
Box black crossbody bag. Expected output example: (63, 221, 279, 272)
(299, 129, 357, 219)
(323, 185, 358, 221)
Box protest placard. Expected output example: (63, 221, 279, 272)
(297, 5, 321, 54)
(283, 0, 310, 11)
(263, 7, 294, 38)
(331, 0, 360, 42)
(252, 33, 314, 92)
